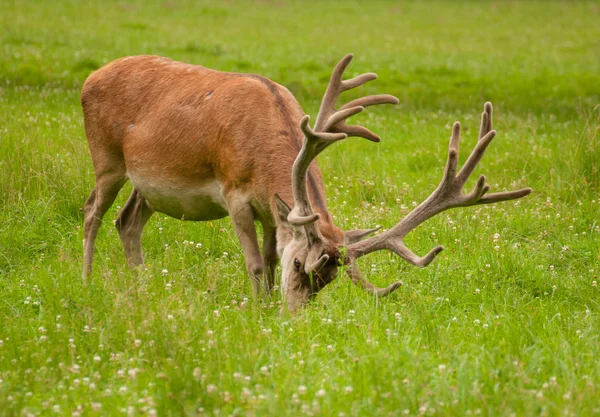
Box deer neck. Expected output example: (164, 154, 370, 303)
(273, 165, 344, 250)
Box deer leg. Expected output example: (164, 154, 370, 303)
(82, 173, 126, 278)
(262, 225, 278, 294)
(115, 189, 154, 269)
(229, 202, 264, 296)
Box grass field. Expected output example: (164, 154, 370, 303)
(1, 0, 600, 416)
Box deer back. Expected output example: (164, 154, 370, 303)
(81, 55, 337, 229)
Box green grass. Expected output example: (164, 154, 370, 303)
(1, 0, 600, 416)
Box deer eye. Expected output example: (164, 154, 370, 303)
(294, 258, 301, 271)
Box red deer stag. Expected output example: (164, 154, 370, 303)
(82, 54, 531, 312)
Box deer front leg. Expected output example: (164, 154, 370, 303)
(229, 200, 264, 296)
(261, 225, 278, 294)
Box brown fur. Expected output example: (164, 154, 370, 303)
(81, 55, 344, 294)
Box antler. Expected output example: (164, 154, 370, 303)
(289, 54, 399, 229)
(345, 102, 532, 295)
(314, 53, 399, 141)
(286, 54, 399, 275)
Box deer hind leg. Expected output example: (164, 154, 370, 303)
(229, 201, 264, 296)
(115, 188, 154, 270)
(262, 225, 278, 294)
(82, 171, 127, 279)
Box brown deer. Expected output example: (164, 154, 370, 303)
(81, 54, 531, 312)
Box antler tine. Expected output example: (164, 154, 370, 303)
(345, 102, 532, 295)
(347, 258, 403, 297)
(479, 102, 493, 140)
(314, 54, 399, 142)
(288, 115, 347, 227)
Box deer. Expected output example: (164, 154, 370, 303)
(81, 54, 531, 313)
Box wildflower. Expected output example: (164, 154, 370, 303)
(345, 386, 353, 394)
(206, 384, 218, 394)
(161, 269, 168, 276)
(298, 385, 307, 395)
(134, 339, 142, 348)
(316, 389, 326, 397)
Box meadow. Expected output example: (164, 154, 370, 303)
(1, 0, 600, 415)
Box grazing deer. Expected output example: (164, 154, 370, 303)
(81, 54, 531, 312)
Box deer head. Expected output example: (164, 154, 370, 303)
(276, 55, 531, 313)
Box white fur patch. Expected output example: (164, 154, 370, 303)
(128, 173, 228, 221)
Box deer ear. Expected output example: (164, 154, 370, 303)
(274, 194, 293, 228)
(344, 226, 381, 245)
